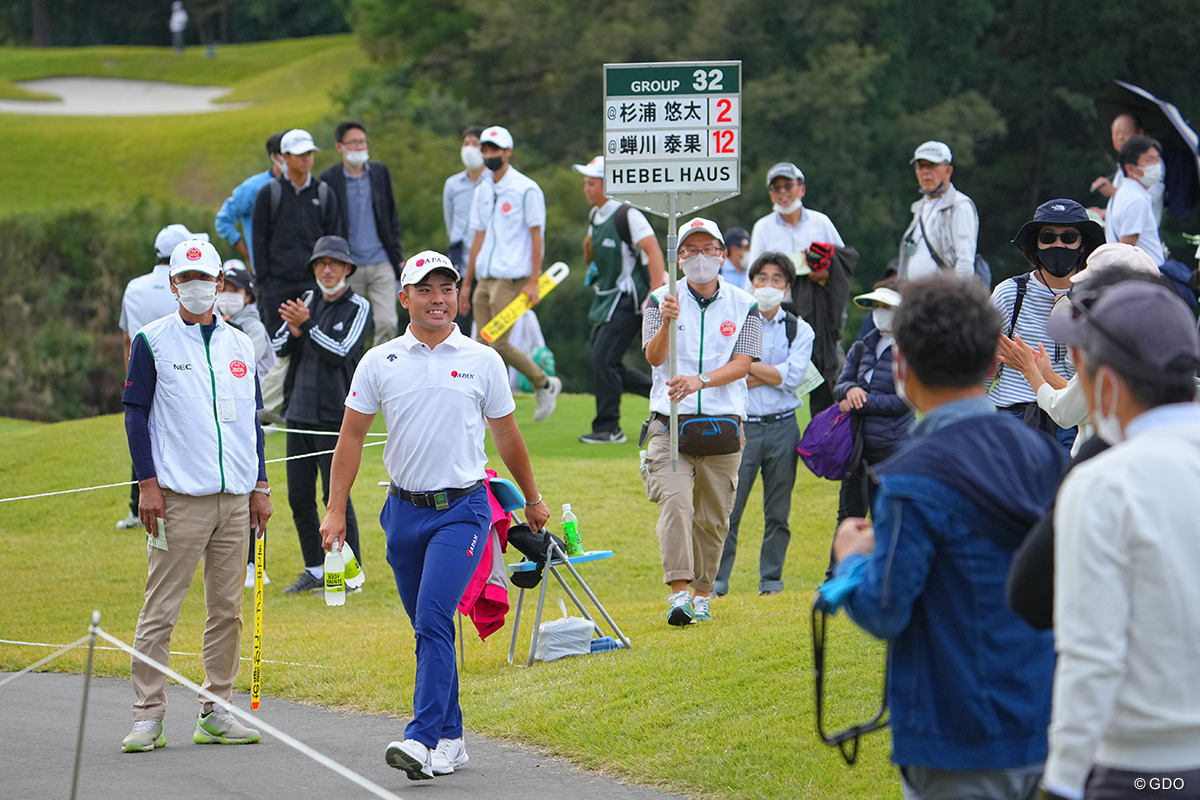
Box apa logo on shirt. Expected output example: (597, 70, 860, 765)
(229, 360, 248, 379)
(720, 320, 737, 337)
(450, 370, 476, 379)
(501, 201, 513, 214)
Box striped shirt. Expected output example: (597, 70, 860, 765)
(988, 272, 1074, 407)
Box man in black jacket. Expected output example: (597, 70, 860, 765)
(273, 236, 373, 594)
(320, 120, 403, 346)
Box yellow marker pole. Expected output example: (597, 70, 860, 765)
(251, 526, 265, 710)
(479, 262, 571, 343)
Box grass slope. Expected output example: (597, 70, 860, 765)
(0, 394, 896, 799)
(0, 36, 364, 215)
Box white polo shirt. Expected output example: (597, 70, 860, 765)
(468, 165, 546, 279)
(119, 264, 178, 334)
(747, 207, 845, 269)
(1105, 179, 1166, 265)
(345, 324, 515, 492)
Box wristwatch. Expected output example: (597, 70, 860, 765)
(252, 486, 272, 497)
(698, 372, 711, 386)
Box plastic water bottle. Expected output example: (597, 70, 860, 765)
(324, 542, 345, 606)
(562, 503, 583, 557)
(342, 542, 365, 589)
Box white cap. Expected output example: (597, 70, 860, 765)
(853, 287, 902, 309)
(573, 156, 604, 178)
(1073, 242, 1160, 283)
(911, 141, 952, 164)
(169, 239, 222, 278)
(480, 125, 514, 149)
(155, 224, 208, 258)
(765, 162, 805, 187)
(281, 129, 319, 155)
(222, 258, 247, 273)
(678, 217, 724, 247)
(400, 250, 460, 287)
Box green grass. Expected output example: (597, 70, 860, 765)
(0, 394, 898, 799)
(0, 36, 365, 215)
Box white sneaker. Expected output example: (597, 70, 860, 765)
(431, 736, 469, 775)
(533, 376, 563, 421)
(116, 512, 140, 531)
(386, 738, 434, 780)
(666, 590, 694, 626)
(692, 594, 712, 622)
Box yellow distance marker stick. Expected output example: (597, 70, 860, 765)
(251, 527, 265, 710)
(479, 261, 570, 343)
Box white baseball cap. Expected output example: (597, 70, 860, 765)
(480, 126, 514, 149)
(766, 162, 805, 187)
(678, 217, 724, 248)
(155, 224, 208, 258)
(401, 250, 460, 287)
(853, 287, 902, 309)
(573, 156, 604, 178)
(911, 141, 952, 164)
(281, 129, 319, 155)
(1072, 242, 1160, 283)
(169, 239, 223, 278)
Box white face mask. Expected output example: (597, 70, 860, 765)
(175, 279, 217, 314)
(681, 253, 722, 285)
(873, 307, 895, 333)
(1135, 162, 1163, 189)
(461, 145, 484, 171)
(344, 149, 369, 167)
(773, 198, 803, 215)
(892, 356, 914, 411)
(320, 277, 347, 298)
(1092, 366, 1125, 443)
(753, 286, 787, 312)
(216, 291, 244, 317)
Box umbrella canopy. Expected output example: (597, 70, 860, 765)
(1095, 80, 1200, 219)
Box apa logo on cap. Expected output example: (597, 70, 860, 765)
(186, 247, 203, 261)
(720, 320, 737, 337)
(689, 219, 707, 228)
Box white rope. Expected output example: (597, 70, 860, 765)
(264, 424, 387, 437)
(0, 633, 92, 688)
(0, 638, 332, 670)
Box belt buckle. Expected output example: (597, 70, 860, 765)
(433, 491, 449, 511)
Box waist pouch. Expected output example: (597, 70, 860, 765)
(671, 413, 742, 457)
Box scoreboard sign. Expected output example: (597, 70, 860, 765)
(603, 61, 742, 217)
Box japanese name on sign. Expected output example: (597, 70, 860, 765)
(603, 62, 741, 201)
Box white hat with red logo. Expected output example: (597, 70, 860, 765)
(169, 239, 223, 278)
(480, 125, 514, 149)
(401, 250, 460, 287)
(573, 155, 605, 178)
(678, 217, 725, 247)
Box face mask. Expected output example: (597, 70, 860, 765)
(753, 286, 787, 312)
(892, 356, 914, 411)
(681, 253, 722, 284)
(175, 279, 217, 314)
(1037, 246, 1084, 278)
(1092, 366, 1125, 444)
(772, 198, 802, 215)
(320, 278, 347, 298)
(271, 155, 288, 179)
(873, 307, 894, 333)
(483, 155, 504, 172)
(344, 149, 369, 167)
(461, 146, 484, 170)
(1135, 162, 1163, 189)
(921, 180, 948, 197)
(216, 292, 244, 317)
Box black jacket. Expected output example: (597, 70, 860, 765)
(251, 174, 344, 295)
(272, 288, 373, 426)
(318, 162, 404, 277)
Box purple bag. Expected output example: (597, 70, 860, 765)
(797, 405, 857, 480)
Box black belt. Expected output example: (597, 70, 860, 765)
(745, 410, 796, 425)
(389, 479, 484, 510)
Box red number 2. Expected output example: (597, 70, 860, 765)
(715, 98, 732, 123)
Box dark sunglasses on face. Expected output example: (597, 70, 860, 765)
(1038, 229, 1081, 246)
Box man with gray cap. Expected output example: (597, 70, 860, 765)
(459, 125, 562, 421)
(1041, 281, 1200, 800)
(747, 162, 844, 268)
(575, 154, 664, 444)
(897, 141, 979, 281)
(273, 235, 372, 595)
(115, 223, 210, 530)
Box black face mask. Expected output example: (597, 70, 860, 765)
(1037, 247, 1084, 278)
(483, 156, 504, 171)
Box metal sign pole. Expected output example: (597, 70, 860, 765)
(667, 192, 679, 471)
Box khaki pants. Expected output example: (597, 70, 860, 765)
(472, 277, 547, 389)
(260, 354, 288, 417)
(347, 260, 397, 346)
(131, 489, 250, 721)
(642, 417, 743, 594)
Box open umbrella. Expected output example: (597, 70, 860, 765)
(1095, 80, 1200, 219)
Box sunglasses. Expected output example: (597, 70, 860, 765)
(1038, 229, 1081, 246)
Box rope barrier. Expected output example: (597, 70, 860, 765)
(0, 638, 332, 670)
